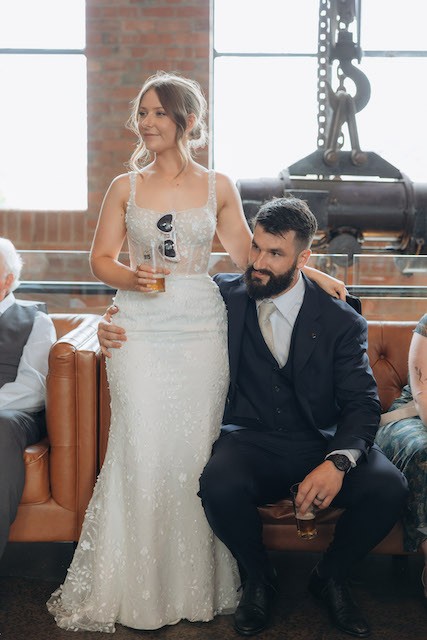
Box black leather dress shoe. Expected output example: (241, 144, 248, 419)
(308, 568, 371, 638)
(234, 579, 275, 636)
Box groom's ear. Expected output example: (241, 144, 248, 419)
(296, 248, 311, 270)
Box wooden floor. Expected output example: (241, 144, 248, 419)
(0, 545, 426, 639)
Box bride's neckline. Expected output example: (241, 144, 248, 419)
(131, 169, 212, 215)
(131, 200, 210, 215)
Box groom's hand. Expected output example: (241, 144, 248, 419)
(98, 304, 127, 358)
(295, 461, 345, 513)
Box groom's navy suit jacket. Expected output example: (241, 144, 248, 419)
(213, 272, 381, 459)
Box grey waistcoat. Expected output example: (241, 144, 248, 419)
(0, 300, 47, 389)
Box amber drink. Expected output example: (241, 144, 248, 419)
(294, 511, 317, 540)
(146, 275, 165, 293)
(141, 239, 166, 293)
(290, 482, 318, 540)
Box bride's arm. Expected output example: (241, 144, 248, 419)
(90, 175, 171, 292)
(90, 176, 137, 290)
(302, 265, 347, 300)
(215, 173, 253, 270)
(214, 174, 347, 299)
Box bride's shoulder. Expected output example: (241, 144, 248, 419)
(213, 171, 235, 190)
(110, 172, 133, 185)
(189, 165, 234, 195)
(212, 172, 239, 209)
(104, 173, 138, 207)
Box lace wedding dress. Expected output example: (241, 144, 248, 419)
(47, 171, 239, 632)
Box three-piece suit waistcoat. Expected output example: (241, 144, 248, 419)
(0, 301, 46, 389)
(223, 300, 312, 435)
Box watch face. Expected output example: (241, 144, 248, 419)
(329, 454, 351, 472)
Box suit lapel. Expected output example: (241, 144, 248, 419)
(293, 275, 322, 376)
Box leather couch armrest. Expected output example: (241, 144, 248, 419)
(47, 314, 102, 532)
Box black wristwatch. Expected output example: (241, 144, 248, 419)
(327, 453, 352, 473)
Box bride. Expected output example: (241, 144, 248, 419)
(47, 71, 346, 633)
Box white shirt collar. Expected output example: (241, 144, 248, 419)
(256, 271, 305, 324)
(271, 272, 305, 319)
(0, 292, 16, 315)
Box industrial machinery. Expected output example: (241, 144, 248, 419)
(236, 0, 427, 261)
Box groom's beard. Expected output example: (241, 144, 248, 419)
(244, 260, 298, 300)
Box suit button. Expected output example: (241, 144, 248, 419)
(276, 408, 281, 414)
(274, 385, 280, 392)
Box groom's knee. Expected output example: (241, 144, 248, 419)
(348, 448, 409, 516)
(199, 456, 249, 512)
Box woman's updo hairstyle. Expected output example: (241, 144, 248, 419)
(127, 71, 208, 174)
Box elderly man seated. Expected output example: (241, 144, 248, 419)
(0, 238, 56, 561)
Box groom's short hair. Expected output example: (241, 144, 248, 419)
(253, 197, 318, 252)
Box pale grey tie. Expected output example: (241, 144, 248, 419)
(258, 300, 278, 361)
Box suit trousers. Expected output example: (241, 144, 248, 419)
(199, 429, 408, 582)
(0, 409, 46, 559)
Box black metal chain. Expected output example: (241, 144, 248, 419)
(316, 0, 332, 150)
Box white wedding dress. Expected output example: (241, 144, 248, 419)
(47, 171, 239, 632)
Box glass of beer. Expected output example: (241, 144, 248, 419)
(290, 483, 318, 540)
(141, 239, 166, 293)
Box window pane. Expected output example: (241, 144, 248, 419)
(0, 55, 87, 210)
(214, 0, 319, 54)
(362, 0, 427, 51)
(213, 57, 318, 181)
(0, 0, 85, 49)
(214, 57, 427, 184)
(356, 57, 427, 182)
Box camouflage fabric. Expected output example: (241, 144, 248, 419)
(375, 314, 427, 552)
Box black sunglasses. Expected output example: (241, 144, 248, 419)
(157, 214, 178, 260)
(157, 214, 173, 234)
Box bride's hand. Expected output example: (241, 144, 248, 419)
(98, 305, 126, 358)
(303, 265, 348, 301)
(134, 263, 171, 292)
(318, 273, 348, 300)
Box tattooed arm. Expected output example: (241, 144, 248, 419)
(409, 320, 427, 425)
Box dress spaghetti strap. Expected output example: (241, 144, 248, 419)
(127, 171, 137, 209)
(208, 170, 217, 217)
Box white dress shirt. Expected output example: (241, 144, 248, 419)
(0, 293, 56, 413)
(256, 272, 305, 368)
(256, 274, 360, 468)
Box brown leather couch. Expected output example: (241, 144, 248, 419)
(8, 313, 102, 543)
(98, 320, 418, 555)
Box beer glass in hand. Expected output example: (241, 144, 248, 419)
(290, 482, 318, 540)
(141, 239, 166, 293)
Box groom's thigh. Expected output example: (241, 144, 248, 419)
(200, 431, 324, 506)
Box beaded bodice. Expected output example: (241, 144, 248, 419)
(125, 170, 217, 276)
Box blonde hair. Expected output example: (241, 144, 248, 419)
(0, 237, 23, 291)
(126, 71, 208, 174)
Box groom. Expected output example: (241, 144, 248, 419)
(97, 197, 408, 638)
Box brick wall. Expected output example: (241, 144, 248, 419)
(0, 0, 210, 250)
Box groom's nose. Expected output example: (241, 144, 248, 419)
(253, 252, 268, 271)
